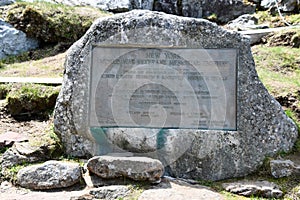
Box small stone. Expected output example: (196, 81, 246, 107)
(0, 132, 28, 149)
(17, 160, 81, 190)
(0, 142, 52, 175)
(70, 194, 94, 200)
(89, 185, 130, 200)
(0, 181, 12, 190)
(270, 159, 296, 178)
(87, 156, 164, 183)
(222, 180, 283, 198)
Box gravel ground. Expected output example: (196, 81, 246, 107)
(0, 99, 52, 145)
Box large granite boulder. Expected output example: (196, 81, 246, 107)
(0, 19, 38, 59)
(54, 10, 298, 181)
(17, 160, 81, 190)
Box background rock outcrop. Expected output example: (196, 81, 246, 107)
(0, 19, 38, 59)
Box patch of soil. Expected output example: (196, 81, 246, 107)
(0, 51, 66, 78)
(265, 29, 300, 48)
(0, 100, 52, 144)
(275, 91, 300, 121)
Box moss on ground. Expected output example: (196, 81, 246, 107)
(252, 45, 300, 96)
(6, 83, 60, 116)
(265, 28, 300, 48)
(4, 1, 111, 43)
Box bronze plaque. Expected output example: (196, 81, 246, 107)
(89, 46, 237, 130)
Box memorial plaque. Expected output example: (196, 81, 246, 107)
(89, 46, 237, 130)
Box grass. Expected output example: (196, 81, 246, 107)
(252, 45, 300, 96)
(254, 11, 300, 27)
(0, 52, 65, 78)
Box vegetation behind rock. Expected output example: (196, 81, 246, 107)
(4, 1, 111, 44)
(6, 83, 60, 116)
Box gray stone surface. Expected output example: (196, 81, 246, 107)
(223, 180, 283, 198)
(54, 10, 298, 181)
(139, 178, 224, 200)
(270, 159, 300, 178)
(226, 14, 269, 31)
(0, 142, 52, 176)
(153, 0, 255, 23)
(17, 160, 81, 190)
(261, 0, 299, 12)
(0, 19, 38, 59)
(0, 0, 15, 6)
(89, 185, 130, 200)
(87, 156, 164, 183)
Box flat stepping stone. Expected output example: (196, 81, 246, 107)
(87, 156, 164, 183)
(17, 160, 81, 190)
(0, 131, 28, 148)
(222, 180, 283, 198)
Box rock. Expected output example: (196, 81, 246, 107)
(154, 0, 180, 15)
(5, 2, 110, 43)
(70, 194, 94, 200)
(87, 156, 164, 183)
(182, 0, 203, 18)
(83, 161, 138, 187)
(200, 0, 256, 23)
(17, 160, 81, 190)
(19, 0, 255, 23)
(139, 178, 224, 200)
(0, 132, 28, 149)
(0, 19, 38, 60)
(83, 0, 133, 12)
(54, 10, 298, 181)
(0, 181, 12, 190)
(89, 185, 130, 200)
(270, 159, 300, 178)
(223, 180, 283, 198)
(0, 142, 55, 176)
(153, 0, 256, 23)
(226, 14, 269, 31)
(261, 0, 299, 12)
(0, 0, 15, 6)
